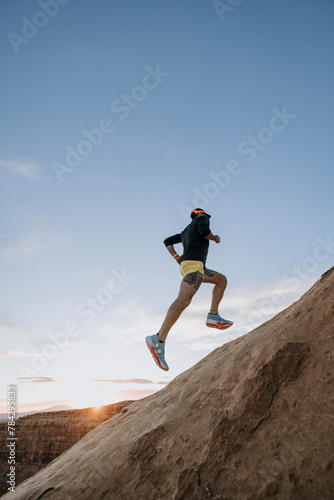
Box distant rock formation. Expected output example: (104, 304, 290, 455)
(0, 405, 76, 423)
(2, 268, 334, 499)
(0, 401, 132, 497)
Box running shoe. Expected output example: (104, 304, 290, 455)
(206, 313, 233, 330)
(145, 334, 169, 371)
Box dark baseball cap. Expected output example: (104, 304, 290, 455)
(190, 208, 211, 219)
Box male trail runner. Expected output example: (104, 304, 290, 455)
(145, 208, 233, 371)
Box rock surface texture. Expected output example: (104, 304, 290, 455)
(2, 268, 334, 499)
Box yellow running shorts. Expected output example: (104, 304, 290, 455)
(180, 260, 204, 277)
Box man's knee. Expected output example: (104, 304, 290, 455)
(219, 274, 227, 287)
(178, 295, 192, 308)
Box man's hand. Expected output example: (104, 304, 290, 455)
(175, 255, 182, 264)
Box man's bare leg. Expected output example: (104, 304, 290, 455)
(203, 268, 227, 314)
(158, 271, 203, 342)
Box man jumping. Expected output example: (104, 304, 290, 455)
(145, 208, 233, 371)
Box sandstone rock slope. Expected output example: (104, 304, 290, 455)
(3, 268, 334, 499)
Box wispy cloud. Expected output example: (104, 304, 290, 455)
(92, 378, 163, 384)
(0, 232, 69, 261)
(0, 350, 31, 358)
(0, 158, 39, 180)
(0, 318, 43, 352)
(18, 377, 57, 383)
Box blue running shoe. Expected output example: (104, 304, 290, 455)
(206, 313, 233, 330)
(145, 334, 169, 371)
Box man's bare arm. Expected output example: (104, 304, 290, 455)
(205, 232, 220, 243)
(166, 245, 182, 264)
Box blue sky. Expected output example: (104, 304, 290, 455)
(1, 0, 333, 412)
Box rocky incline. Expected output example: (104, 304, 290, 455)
(3, 268, 334, 499)
(0, 401, 132, 497)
